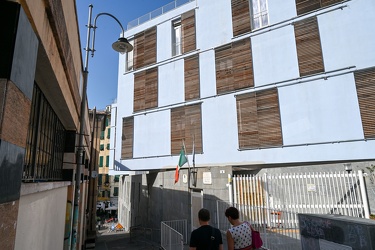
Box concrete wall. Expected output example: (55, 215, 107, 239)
(15, 184, 69, 250)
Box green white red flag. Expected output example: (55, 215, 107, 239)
(174, 147, 188, 184)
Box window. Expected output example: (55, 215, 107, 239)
(114, 187, 119, 196)
(23, 85, 65, 181)
(126, 39, 134, 72)
(172, 19, 182, 56)
(250, 0, 269, 30)
(114, 175, 120, 182)
(106, 143, 110, 150)
(98, 174, 102, 185)
(105, 117, 109, 127)
(171, 103, 202, 155)
(215, 38, 254, 94)
(100, 144, 104, 151)
(134, 27, 157, 70)
(99, 156, 103, 167)
(294, 17, 324, 77)
(106, 155, 109, 167)
(107, 128, 111, 139)
(100, 131, 104, 140)
(184, 54, 200, 101)
(133, 67, 158, 112)
(296, 0, 342, 16)
(231, 0, 269, 36)
(121, 117, 134, 159)
(354, 67, 375, 138)
(236, 88, 283, 149)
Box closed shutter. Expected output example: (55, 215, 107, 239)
(215, 38, 253, 95)
(354, 68, 375, 138)
(236, 88, 282, 149)
(181, 10, 196, 53)
(134, 67, 158, 112)
(231, 0, 251, 36)
(294, 17, 324, 77)
(171, 104, 202, 155)
(296, 0, 342, 16)
(184, 54, 200, 101)
(133, 26, 156, 69)
(121, 117, 134, 159)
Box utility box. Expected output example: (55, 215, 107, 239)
(298, 214, 375, 250)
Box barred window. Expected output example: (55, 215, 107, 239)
(23, 84, 65, 182)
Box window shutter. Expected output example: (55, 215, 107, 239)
(121, 117, 134, 159)
(184, 54, 200, 101)
(294, 17, 324, 77)
(134, 67, 158, 112)
(133, 26, 156, 70)
(215, 38, 253, 95)
(181, 10, 196, 53)
(231, 0, 251, 36)
(355, 68, 375, 138)
(296, 0, 342, 15)
(171, 104, 202, 155)
(99, 156, 103, 167)
(236, 88, 282, 149)
(106, 155, 109, 167)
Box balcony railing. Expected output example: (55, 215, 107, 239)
(127, 0, 195, 30)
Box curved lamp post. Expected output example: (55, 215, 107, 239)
(72, 4, 133, 249)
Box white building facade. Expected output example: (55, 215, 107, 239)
(112, 0, 375, 174)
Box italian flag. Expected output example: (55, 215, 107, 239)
(174, 147, 188, 184)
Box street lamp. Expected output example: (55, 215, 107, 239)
(71, 4, 133, 249)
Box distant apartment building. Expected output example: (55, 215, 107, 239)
(97, 106, 119, 210)
(110, 0, 375, 230)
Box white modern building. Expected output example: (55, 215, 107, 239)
(110, 0, 375, 232)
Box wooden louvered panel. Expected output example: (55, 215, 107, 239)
(296, 0, 321, 15)
(134, 71, 146, 112)
(121, 117, 134, 159)
(215, 44, 234, 94)
(184, 104, 202, 154)
(321, 0, 342, 7)
(294, 17, 324, 77)
(144, 27, 157, 66)
(145, 67, 158, 110)
(231, 0, 251, 36)
(182, 10, 196, 54)
(354, 68, 375, 138)
(256, 89, 282, 147)
(236, 92, 259, 148)
(133, 32, 144, 70)
(232, 38, 254, 90)
(171, 106, 186, 155)
(184, 54, 200, 101)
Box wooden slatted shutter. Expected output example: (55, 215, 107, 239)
(171, 104, 202, 155)
(236, 88, 282, 149)
(231, 0, 251, 36)
(134, 67, 158, 112)
(184, 54, 200, 101)
(296, 0, 342, 16)
(354, 68, 375, 138)
(294, 17, 324, 77)
(181, 10, 196, 54)
(215, 38, 253, 94)
(133, 26, 157, 70)
(121, 117, 134, 159)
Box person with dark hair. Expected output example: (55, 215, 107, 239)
(189, 208, 223, 250)
(225, 207, 253, 250)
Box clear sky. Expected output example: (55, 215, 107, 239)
(76, 0, 173, 110)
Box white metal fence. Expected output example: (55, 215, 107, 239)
(160, 220, 187, 250)
(216, 170, 370, 250)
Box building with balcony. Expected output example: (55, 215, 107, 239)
(111, 0, 375, 232)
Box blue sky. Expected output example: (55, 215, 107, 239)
(77, 0, 173, 110)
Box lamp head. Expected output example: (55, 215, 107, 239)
(112, 37, 133, 54)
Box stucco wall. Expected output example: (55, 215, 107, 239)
(15, 186, 68, 250)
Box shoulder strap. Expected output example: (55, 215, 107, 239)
(245, 221, 254, 231)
